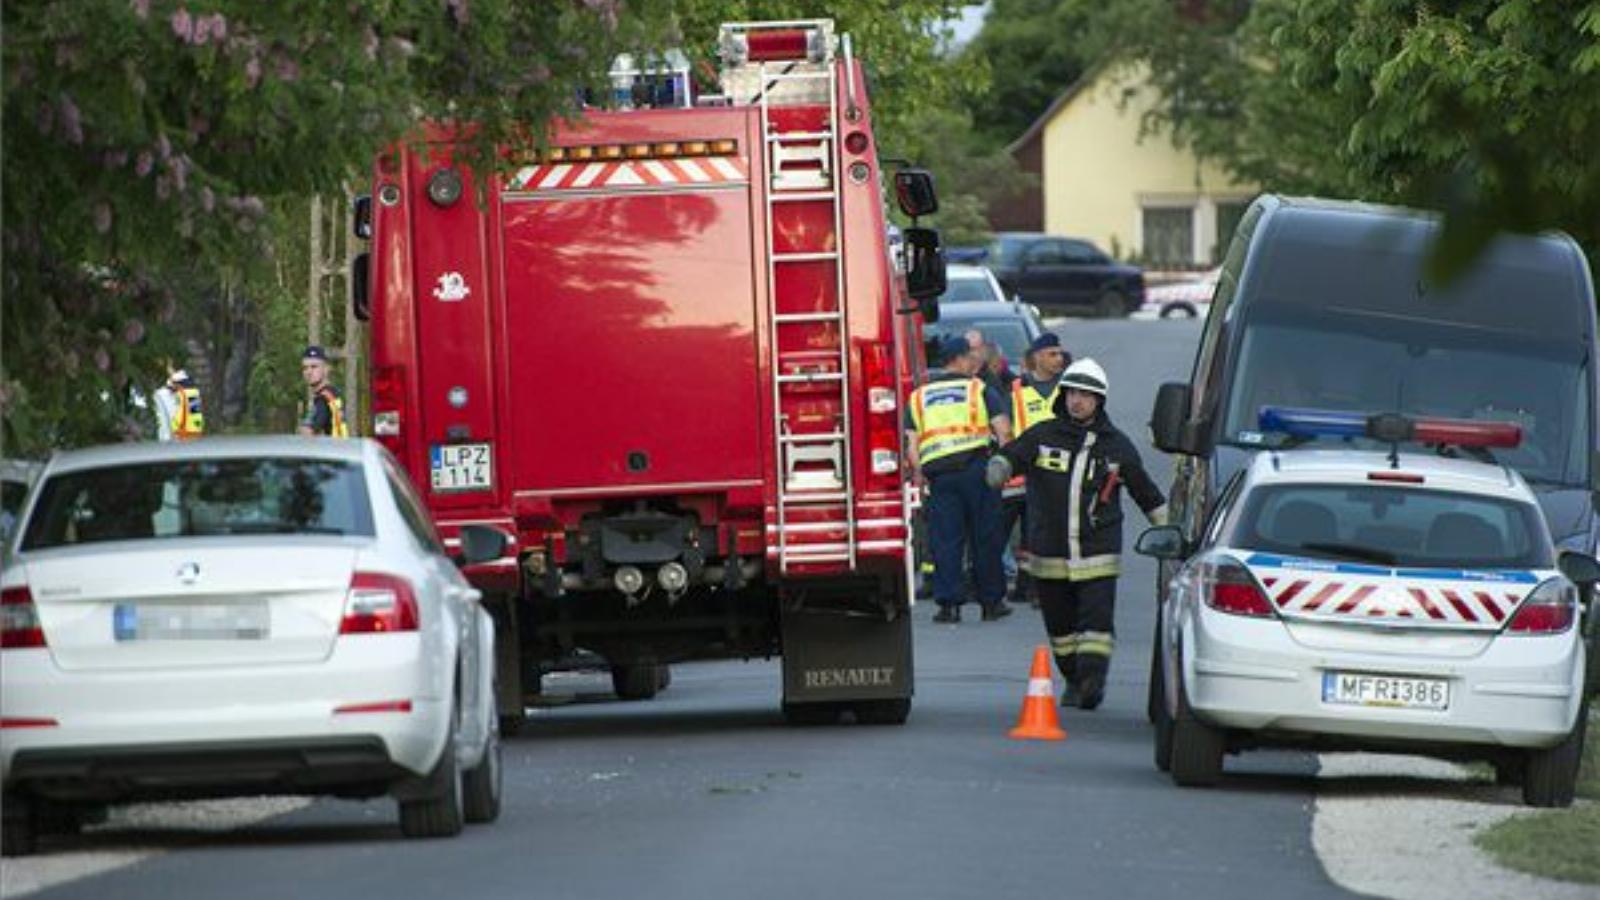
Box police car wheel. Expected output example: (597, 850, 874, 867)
(1523, 696, 1588, 808)
(398, 721, 465, 838)
(1170, 667, 1225, 788)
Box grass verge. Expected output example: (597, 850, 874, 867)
(1474, 706, 1600, 885)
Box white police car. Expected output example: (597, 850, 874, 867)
(1137, 408, 1595, 806)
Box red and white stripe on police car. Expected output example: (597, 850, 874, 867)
(1259, 575, 1526, 624)
(506, 157, 749, 192)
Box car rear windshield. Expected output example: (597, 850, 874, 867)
(20, 457, 374, 550)
(932, 318, 1032, 367)
(1226, 484, 1554, 570)
(941, 276, 998, 304)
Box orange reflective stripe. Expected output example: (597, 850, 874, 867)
(1011, 380, 1028, 433)
(921, 424, 988, 439)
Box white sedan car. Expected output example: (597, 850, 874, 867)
(1, 437, 504, 855)
(1139, 421, 1593, 807)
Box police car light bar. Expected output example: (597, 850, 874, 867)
(1257, 407, 1522, 449)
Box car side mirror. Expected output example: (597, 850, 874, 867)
(456, 524, 508, 567)
(893, 167, 939, 218)
(351, 252, 371, 322)
(1558, 550, 1600, 585)
(1135, 525, 1188, 560)
(352, 194, 373, 240)
(903, 226, 946, 308)
(1150, 382, 1192, 454)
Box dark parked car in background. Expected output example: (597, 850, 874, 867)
(977, 233, 1145, 318)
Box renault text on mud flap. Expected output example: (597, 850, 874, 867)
(803, 666, 897, 689)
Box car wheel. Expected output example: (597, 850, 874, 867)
(1146, 613, 1163, 724)
(852, 698, 911, 726)
(1169, 666, 1226, 787)
(1, 793, 38, 857)
(1152, 657, 1174, 773)
(1094, 291, 1127, 319)
(1160, 303, 1197, 319)
(1523, 696, 1588, 808)
(611, 664, 661, 701)
(462, 709, 503, 824)
(782, 701, 844, 726)
(399, 725, 465, 838)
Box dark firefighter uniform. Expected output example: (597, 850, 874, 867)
(987, 358, 1166, 707)
(1000, 333, 1067, 604)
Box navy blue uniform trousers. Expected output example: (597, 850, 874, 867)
(926, 455, 1005, 608)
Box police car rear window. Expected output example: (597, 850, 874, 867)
(1227, 484, 1553, 571)
(20, 457, 375, 550)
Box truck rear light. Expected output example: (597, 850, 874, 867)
(868, 387, 896, 413)
(1, 585, 46, 649)
(372, 365, 407, 456)
(373, 410, 401, 437)
(1506, 578, 1577, 635)
(871, 449, 898, 474)
(340, 572, 420, 634)
(1203, 561, 1275, 618)
(861, 345, 903, 491)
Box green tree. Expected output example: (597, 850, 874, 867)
(961, 0, 1093, 144)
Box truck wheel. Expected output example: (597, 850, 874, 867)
(782, 702, 843, 726)
(1523, 697, 1587, 808)
(1170, 670, 1225, 787)
(399, 726, 465, 838)
(1, 794, 38, 857)
(853, 698, 911, 726)
(462, 711, 503, 824)
(1095, 291, 1127, 319)
(611, 664, 661, 701)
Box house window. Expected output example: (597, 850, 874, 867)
(1142, 206, 1193, 267)
(1213, 201, 1250, 263)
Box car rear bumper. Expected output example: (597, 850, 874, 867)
(1183, 611, 1584, 750)
(1, 636, 449, 792)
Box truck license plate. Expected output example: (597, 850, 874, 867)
(1322, 671, 1449, 711)
(431, 443, 492, 492)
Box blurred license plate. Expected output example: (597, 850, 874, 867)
(1322, 671, 1449, 711)
(113, 602, 269, 641)
(431, 443, 492, 492)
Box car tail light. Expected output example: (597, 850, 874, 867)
(1, 585, 45, 649)
(860, 345, 903, 489)
(1506, 578, 1577, 635)
(340, 572, 419, 634)
(1203, 560, 1275, 618)
(371, 365, 407, 458)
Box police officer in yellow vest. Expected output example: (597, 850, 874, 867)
(999, 332, 1069, 605)
(907, 335, 1013, 624)
(164, 368, 204, 441)
(298, 345, 350, 437)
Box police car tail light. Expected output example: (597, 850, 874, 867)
(0, 585, 46, 649)
(1258, 407, 1523, 449)
(1411, 418, 1522, 449)
(1505, 578, 1577, 635)
(340, 572, 420, 634)
(1203, 561, 1275, 618)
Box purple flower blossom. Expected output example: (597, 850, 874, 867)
(201, 185, 215, 212)
(58, 94, 83, 145)
(124, 319, 145, 345)
(168, 155, 190, 192)
(94, 348, 111, 372)
(156, 132, 171, 161)
(130, 0, 150, 20)
(245, 57, 262, 88)
(170, 7, 193, 41)
(192, 15, 210, 45)
(241, 196, 265, 218)
(205, 13, 227, 41)
(135, 151, 154, 177)
(94, 202, 113, 234)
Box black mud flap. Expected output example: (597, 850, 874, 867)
(780, 606, 913, 706)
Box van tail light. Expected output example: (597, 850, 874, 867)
(1506, 578, 1577, 635)
(1, 586, 46, 649)
(860, 344, 903, 491)
(371, 365, 407, 459)
(340, 572, 420, 634)
(1203, 560, 1276, 618)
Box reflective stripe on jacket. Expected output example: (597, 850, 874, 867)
(318, 386, 350, 438)
(910, 377, 989, 466)
(1004, 378, 1059, 497)
(173, 386, 204, 440)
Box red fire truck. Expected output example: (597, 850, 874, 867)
(354, 20, 945, 729)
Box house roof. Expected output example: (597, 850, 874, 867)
(1004, 61, 1109, 157)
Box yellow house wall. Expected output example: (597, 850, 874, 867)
(1040, 63, 1255, 264)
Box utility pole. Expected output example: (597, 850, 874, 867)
(342, 190, 363, 435)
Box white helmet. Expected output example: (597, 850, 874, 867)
(1061, 358, 1108, 397)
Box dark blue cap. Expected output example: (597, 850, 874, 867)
(1029, 332, 1062, 354)
(302, 345, 329, 362)
(937, 335, 972, 364)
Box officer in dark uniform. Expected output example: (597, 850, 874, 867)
(986, 358, 1166, 708)
(907, 335, 1014, 624)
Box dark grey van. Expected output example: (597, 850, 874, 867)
(1148, 195, 1600, 700)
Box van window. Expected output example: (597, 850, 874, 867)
(1188, 202, 1262, 419)
(1222, 311, 1590, 487)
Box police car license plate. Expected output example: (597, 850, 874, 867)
(431, 443, 492, 492)
(113, 602, 270, 641)
(1322, 671, 1449, 711)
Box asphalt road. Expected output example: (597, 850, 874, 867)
(22, 320, 1364, 900)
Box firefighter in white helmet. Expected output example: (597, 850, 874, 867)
(986, 357, 1167, 709)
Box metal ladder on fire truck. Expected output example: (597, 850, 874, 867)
(736, 21, 859, 574)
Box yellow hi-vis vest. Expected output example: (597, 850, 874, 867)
(318, 386, 350, 438)
(1003, 378, 1058, 495)
(173, 386, 204, 440)
(910, 378, 990, 466)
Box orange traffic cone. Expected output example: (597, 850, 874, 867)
(1009, 645, 1067, 741)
